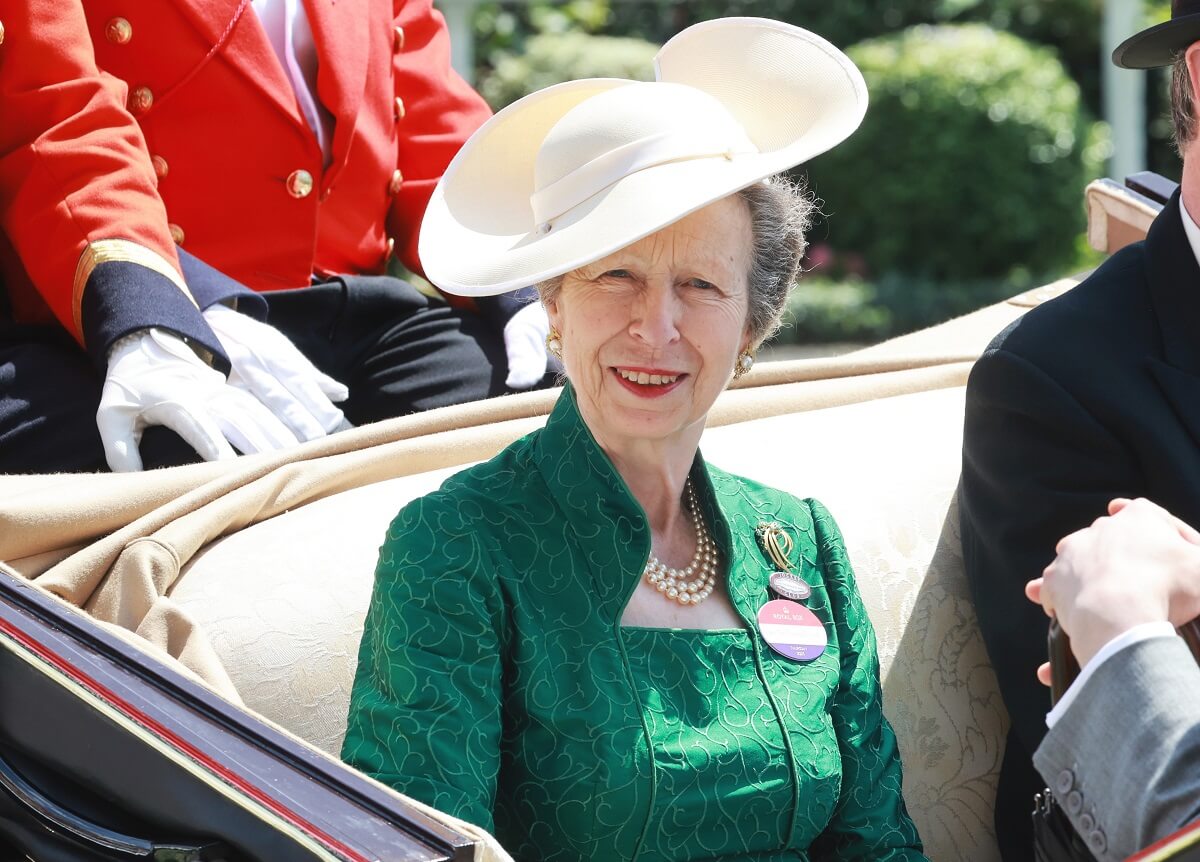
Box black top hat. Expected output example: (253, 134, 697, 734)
(1114, 0, 1200, 69)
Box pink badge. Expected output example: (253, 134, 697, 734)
(756, 599, 827, 661)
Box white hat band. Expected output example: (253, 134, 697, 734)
(530, 128, 758, 229)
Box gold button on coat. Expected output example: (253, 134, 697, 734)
(385, 237, 395, 259)
(150, 155, 168, 179)
(388, 169, 403, 195)
(128, 86, 153, 115)
(169, 223, 185, 245)
(392, 26, 405, 52)
(0, 20, 6, 47)
(286, 169, 314, 199)
(393, 97, 405, 122)
(105, 17, 132, 44)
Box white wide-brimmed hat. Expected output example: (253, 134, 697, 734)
(419, 17, 868, 297)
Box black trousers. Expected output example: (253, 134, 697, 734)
(0, 277, 547, 473)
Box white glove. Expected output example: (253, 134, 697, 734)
(502, 301, 551, 389)
(98, 328, 302, 472)
(203, 304, 349, 441)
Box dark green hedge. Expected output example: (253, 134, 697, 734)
(476, 31, 658, 110)
(807, 24, 1104, 283)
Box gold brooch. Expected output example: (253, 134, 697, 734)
(756, 521, 812, 602)
(756, 521, 795, 570)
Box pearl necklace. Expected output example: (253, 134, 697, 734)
(643, 481, 719, 605)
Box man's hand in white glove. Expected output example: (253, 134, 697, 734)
(502, 301, 551, 389)
(203, 303, 349, 440)
(98, 328, 302, 472)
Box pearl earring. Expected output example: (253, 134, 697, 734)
(545, 328, 562, 358)
(734, 350, 755, 379)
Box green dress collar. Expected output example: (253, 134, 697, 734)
(529, 384, 743, 625)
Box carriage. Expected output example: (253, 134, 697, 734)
(0, 175, 1192, 861)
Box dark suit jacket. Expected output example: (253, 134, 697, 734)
(960, 190, 1200, 857)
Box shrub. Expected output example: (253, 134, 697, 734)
(772, 273, 1023, 346)
(807, 24, 1105, 283)
(600, 1, 940, 55)
(954, 0, 1104, 106)
(477, 31, 658, 110)
(474, 1, 1161, 120)
(774, 278, 891, 345)
(472, 1, 611, 74)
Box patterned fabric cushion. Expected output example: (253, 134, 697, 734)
(172, 384, 1005, 861)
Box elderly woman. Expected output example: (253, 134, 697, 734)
(342, 17, 925, 862)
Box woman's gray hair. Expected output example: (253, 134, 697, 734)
(536, 173, 813, 345)
(737, 174, 813, 345)
(1173, 51, 1197, 157)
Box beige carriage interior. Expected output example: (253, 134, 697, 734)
(0, 177, 1162, 861)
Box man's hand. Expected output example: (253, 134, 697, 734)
(98, 328, 301, 471)
(1026, 498, 1200, 670)
(203, 304, 349, 439)
(502, 301, 550, 389)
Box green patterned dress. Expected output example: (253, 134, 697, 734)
(342, 386, 925, 861)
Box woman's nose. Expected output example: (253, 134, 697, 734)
(629, 282, 681, 347)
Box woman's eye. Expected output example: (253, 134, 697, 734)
(603, 269, 633, 280)
(688, 278, 717, 291)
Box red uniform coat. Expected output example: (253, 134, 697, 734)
(0, 0, 220, 364)
(81, 0, 492, 292)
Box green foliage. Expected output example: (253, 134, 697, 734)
(776, 235, 1105, 346)
(774, 273, 1023, 345)
(601, 1, 941, 55)
(473, 0, 613, 81)
(808, 24, 1103, 283)
(476, 30, 658, 110)
(775, 278, 891, 345)
(950, 1, 1104, 107)
(584, 0, 1108, 108)
(870, 272, 1029, 333)
(471, 0, 1172, 173)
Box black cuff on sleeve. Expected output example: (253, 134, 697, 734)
(177, 249, 268, 320)
(81, 260, 230, 374)
(474, 285, 539, 330)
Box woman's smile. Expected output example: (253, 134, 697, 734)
(612, 366, 687, 397)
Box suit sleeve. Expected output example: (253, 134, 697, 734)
(960, 346, 1138, 758)
(807, 500, 927, 861)
(341, 490, 504, 832)
(1033, 636, 1200, 861)
(0, 0, 225, 368)
(386, 0, 491, 280)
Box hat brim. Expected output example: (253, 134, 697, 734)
(422, 139, 798, 295)
(420, 18, 868, 297)
(1113, 15, 1200, 69)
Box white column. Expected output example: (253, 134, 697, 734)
(434, 0, 477, 84)
(1103, 0, 1147, 180)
